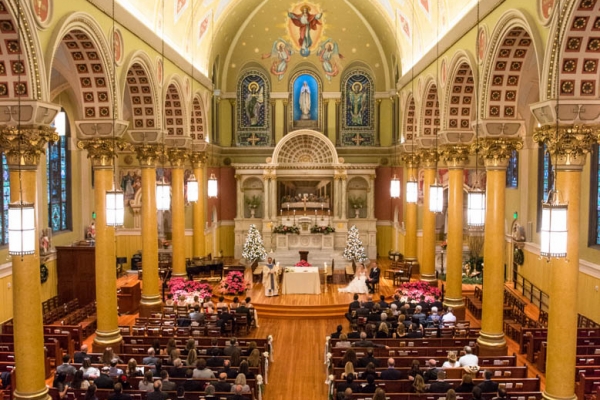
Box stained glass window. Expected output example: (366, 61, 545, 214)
(590, 145, 600, 246)
(0, 154, 9, 245)
(506, 149, 518, 188)
(47, 111, 71, 232)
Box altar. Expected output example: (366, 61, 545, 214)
(275, 233, 334, 251)
(281, 266, 321, 294)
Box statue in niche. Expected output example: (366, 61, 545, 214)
(299, 81, 311, 120)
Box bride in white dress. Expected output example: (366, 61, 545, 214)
(338, 264, 369, 293)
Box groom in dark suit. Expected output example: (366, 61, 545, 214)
(366, 263, 380, 294)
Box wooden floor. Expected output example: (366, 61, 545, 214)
(75, 260, 547, 398)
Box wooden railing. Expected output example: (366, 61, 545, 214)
(512, 272, 549, 311)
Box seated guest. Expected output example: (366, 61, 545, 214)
(107, 383, 131, 400)
(176, 295, 187, 307)
(360, 375, 377, 394)
(406, 323, 424, 338)
(224, 337, 240, 356)
(53, 373, 69, 399)
(182, 368, 203, 392)
(217, 308, 234, 334)
(186, 348, 197, 367)
(442, 351, 459, 369)
(74, 344, 89, 364)
(108, 358, 124, 378)
(336, 375, 359, 399)
(352, 332, 389, 349)
(84, 384, 98, 400)
(428, 370, 451, 392)
(408, 360, 423, 381)
(188, 305, 204, 324)
(193, 358, 215, 379)
(426, 306, 441, 327)
(190, 295, 201, 309)
(341, 361, 356, 379)
(455, 374, 475, 393)
(230, 384, 246, 400)
(212, 372, 232, 392)
(203, 385, 217, 399)
(446, 389, 458, 400)
(238, 360, 255, 380)
(372, 387, 387, 400)
(418, 295, 430, 314)
(71, 370, 90, 390)
(411, 305, 427, 325)
(472, 386, 484, 400)
(146, 380, 168, 400)
(206, 349, 224, 368)
(412, 374, 426, 393)
(359, 348, 380, 368)
(378, 295, 389, 309)
(143, 347, 159, 366)
(247, 349, 261, 368)
(230, 296, 240, 309)
(203, 296, 215, 310)
(125, 359, 143, 378)
(458, 346, 479, 367)
(231, 373, 251, 393)
(138, 370, 154, 392)
(347, 324, 361, 339)
(94, 367, 114, 389)
(359, 362, 378, 381)
(209, 338, 223, 356)
(441, 307, 457, 324)
(376, 322, 390, 338)
(330, 325, 344, 339)
(423, 359, 440, 382)
(219, 359, 238, 379)
(338, 349, 358, 368)
(168, 358, 186, 378)
(57, 354, 77, 377)
(159, 370, 177, 392)
(335, 333, 352, 348)
(492, 388, 508, 400)
(216, 296, 228, 311)
(392, 323, 407, 339)
(477, 370, 499, 392)
(165, 294, 175, 307)
(380, 358, 404, 380)
(81, 358, 100, 380)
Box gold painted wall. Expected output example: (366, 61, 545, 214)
(376, 226, 394, 259)
(0, 273, 13, 323)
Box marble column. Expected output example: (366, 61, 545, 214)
(167, 148, 188, 277)
(135, 144, 163, 316)
(533, 124, 598, 400)
(476, 138, 522, 356)
(401, 153, 419, 261)
(190, 152, 206, 257)
(341, 174, 348, 220)
(419, 149, 438, 283)
(439, 145, 469, 319)
(4, 126, 58, 400)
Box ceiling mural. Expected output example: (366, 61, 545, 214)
(116, 0, 478, 88)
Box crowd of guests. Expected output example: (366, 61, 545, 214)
(52, 338, 259, 400)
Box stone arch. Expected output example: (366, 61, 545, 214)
(444, 58, 475, 134)
(164, 78, 187, 137)
(480, 11, 542, 120)
(271, 129, 339, 166)
(287, 68, 323, 133)
(123, 53, 160, 131)
(46, 12, 117, 120)
(0, 0, 43, 100)
(419, 80, 440, 137)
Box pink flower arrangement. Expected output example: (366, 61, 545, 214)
(219, 271, 251, 294)
(294, 260, 312, 267)
(168, 277, 212, 299)
(395, 281, 442, 304)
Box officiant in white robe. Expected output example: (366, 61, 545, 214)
(262, 259, 281, 296)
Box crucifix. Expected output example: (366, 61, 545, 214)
(302, 193, 308, 215)
(247, 133, 260, 146)
(352, 133, 364, 146)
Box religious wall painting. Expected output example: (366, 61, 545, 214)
(478, 26, 487, 64)
(538, 0, 555, 25)
(340, 70, 375, 146)
(198, 12, 211, 42)
(396, 9, 411, 39)
(120, 168, 142, 204)
(441, 58, 447, 87)
(157, 58, 164, 87)
(419, 0, 431, 20)
(287, 2, 324, 57)
(31, 0, 52, 29)
(262, 39, 294, 81)
(174, 0, 189, 23)
(317, 39, 343, 81)
(112, 27, 124, 66)
(236, 70, 271, 146)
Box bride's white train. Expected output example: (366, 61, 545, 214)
(338, 265, 369, 293)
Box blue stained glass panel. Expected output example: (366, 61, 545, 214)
(506, 150, 518, 188)
(47, 111, 70, 232)
(542, 144, 553, 202)
(596, 146, 600, 245)
(1, 154, 8, 244)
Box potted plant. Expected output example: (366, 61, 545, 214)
(348, 196, 366, 217)
(245, 195, 262, 217)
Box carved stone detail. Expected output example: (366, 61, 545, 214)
(134, 144, 163, 167)
(401, 153, 420, 168)
(418, 149, 439, 168)
(472, 138, 523, 170)
(0, 126, 58, 167)
(439, 144, 470, 169)
(189, 152, 206, 168)
(166, 148, 189, 168)
(77, 138, 131, 168)
(533, 124, 600, 168)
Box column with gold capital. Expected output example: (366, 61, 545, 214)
(475, 138, 522, 356)
(401, 153, 419, 262)
(3, 126, 57, 400)
(167, 148, 188, 277)
(439, 145, 469, 319)
(190, 152, 206, 258)
(533, 124, 598, 400)
(78, 138, 128, 352)
(135, 144, 163, 316)
(419, 149, 438, 283)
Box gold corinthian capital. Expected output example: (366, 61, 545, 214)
(439, 144, 470, 169)
(533, 124, 600, 168)
(77, 138, 131, 168)
(471, 138, 523, 170)
(1, 126, 58, 167)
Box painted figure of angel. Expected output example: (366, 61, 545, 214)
(262, 39, 293, 81)
(317, 39, 343, 81)
(288, 5, 322, 57)
(245, 81, 264, 126)
(349, 82, 368, 125)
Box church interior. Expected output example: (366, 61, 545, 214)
(0, 0, 600, 399)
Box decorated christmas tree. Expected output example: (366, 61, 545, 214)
(242, 224, 268, 262)
(343, 225, 368, 263)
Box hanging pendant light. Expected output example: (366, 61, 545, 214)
(8, 201, 35, 255)
(406, 178, 418, 204)
(207, 173, 218, 198)
(467, 188, 486, 227)
(106, 184, 125, 226)
(156, 178, 171, 210)
(540, 184, 567, 258)
(187, 173, 199, 202)
(429, 179, 444, 213)
(390, 174, 401, 198)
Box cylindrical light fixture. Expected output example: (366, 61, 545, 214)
(187, 173, 199, 202)
(429, 181, 444, 213)
(106, 187, 124, 226)
(8, 201, 36, 255)
(406, 178, 418, 204)
(207, 173, 218, 198)
(156, 178, 171, 211)
(467, 189, 486, 227)
(540, 190, 567, 258)
(390, 174, 401, 198)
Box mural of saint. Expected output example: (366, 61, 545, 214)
(288, 4, 322, 57)
(348, 82, 367, 125)
(317, 39, 343, 81)
(245, 81, 264, 126)
(33, 0, 50, 23)
(262, 39, 293, 80)
(120, 169, 142, 203)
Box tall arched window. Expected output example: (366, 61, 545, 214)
(0, 155, 9, 245)
(506, 150, 518, 188)
(537, 143, 552, 231)
(590, 145, 600, 246)
(47, 110, 71, 232)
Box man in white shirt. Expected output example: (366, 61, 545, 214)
(458, 346, 479, 367)
(441, 307, 457, 324)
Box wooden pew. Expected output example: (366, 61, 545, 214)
(331, 365, 529, 380)
(348, 392, 543, 400)
(0, 333, 73, 363)
(575, 371, 600, 400)
(329, 337, 477, 349)
(0, 341, 61, 367)
(120, 336, 268, 350)
(0, 351, 52, 378)
(517, 328, 600, 355)
(331, 355, 518, 369)
(48, 387, 253, 400)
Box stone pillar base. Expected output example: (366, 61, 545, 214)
(542, 392, 577, 400)
(420, 273, 437, 284)
(443, 296, 465, 319)
(477, 331, 508, 356)
(171, 272, 187, 278)
(13, 387, 50, 400)
(92, 328, 123, 353)
(139, 296, 163, 317)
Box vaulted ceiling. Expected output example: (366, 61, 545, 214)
(117, 0, 476, 91)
